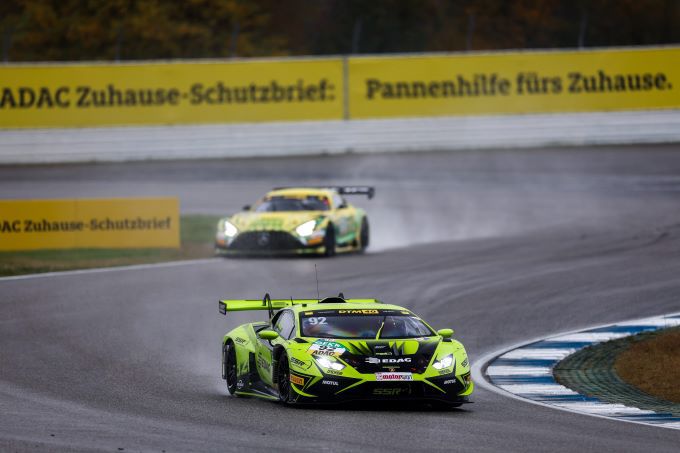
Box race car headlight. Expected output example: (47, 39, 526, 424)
(222, 220, 238, 237)
(432, 354, 454, 370)
(314, 355, 345, 371)
(295, 220, 316, 237)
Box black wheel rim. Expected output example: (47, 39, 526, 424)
(278, 355, 290, 401)
(226, 345, 237, 390)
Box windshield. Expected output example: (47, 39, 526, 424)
(255, 196, 329, 212)
(300, 312, 433, 339)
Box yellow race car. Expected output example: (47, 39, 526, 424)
(215, 186, 374, 256)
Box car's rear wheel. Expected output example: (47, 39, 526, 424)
(359, 217, 369, 251)
(324, 224, 336, 257)
(223, 341, 238, 395)
(277, 351, 293, 404)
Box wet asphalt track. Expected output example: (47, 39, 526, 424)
(1, 145, 680, 452)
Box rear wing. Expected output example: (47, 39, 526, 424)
(272, 186, 375, 200)
(219, 293, 381, 318)
(336, 186, 375, 199)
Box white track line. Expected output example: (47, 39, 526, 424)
(0, 258, 219, 282)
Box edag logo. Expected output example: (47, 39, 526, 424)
(365, 357, 411, 364)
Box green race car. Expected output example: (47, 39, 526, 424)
(219, 294, 473, 406)
(214, 186, 373, 256)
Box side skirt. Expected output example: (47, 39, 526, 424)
(234, 390, 279, 401)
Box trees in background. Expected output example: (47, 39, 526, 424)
(1, 0, 678, 62)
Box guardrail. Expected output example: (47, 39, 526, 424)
(1, 109, 679, 164)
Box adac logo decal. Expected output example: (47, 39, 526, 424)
(290, 374, 305, 386)
(307, 339, 346, 357)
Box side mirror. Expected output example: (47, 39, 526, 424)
(258, 329, 279, 340)
(242, 205, 251, 211)
(437, 328, 454, 339)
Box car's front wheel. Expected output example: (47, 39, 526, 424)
(323, 224, 336, 257)
(223, 341, 238, 395)
(277, 351, 293, 404)
(359, 217, 369, 251)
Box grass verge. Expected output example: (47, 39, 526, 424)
(0, 215, 220, 277)
(614, 326, 680, 403)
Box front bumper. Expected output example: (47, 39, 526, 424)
(215, 231, 325, 255)
(288, 370, 474, 405)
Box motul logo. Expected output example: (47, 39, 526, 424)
(366, 357, 411, 364)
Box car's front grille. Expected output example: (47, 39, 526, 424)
(229, 231, 303, 250)
(342, 353, 432, 374)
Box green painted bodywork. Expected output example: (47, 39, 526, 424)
(221, 300, 474, 404)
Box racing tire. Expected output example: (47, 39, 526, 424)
(277, 351, 294, 404)
(323, 224, 336, 257)
(359, 217, 369, 252)
(223, 341, 238, 396)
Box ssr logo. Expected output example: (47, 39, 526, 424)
(290, 356, 308, 368)
(372, 388, 409, 396)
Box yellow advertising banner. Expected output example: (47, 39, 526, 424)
(349, 47, 680, 119)
(0, 59, 343, 128)
(0, 198, 179, 250)
(2, 47, 679, 128)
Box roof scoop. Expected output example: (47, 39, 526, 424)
(319, 296, 346, 304)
